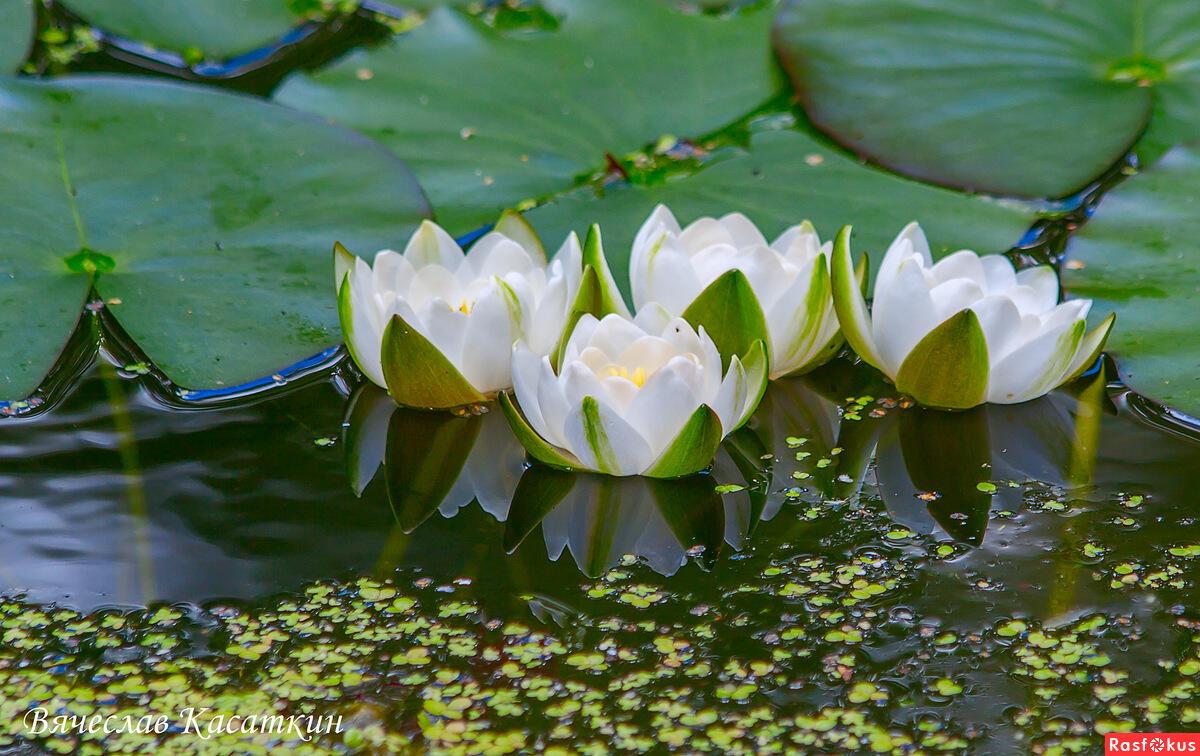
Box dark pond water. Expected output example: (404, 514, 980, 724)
(2, 316, 1198, 751)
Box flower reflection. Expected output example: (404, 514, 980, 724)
(503, 469, 725, 577)
(873, 371, 1109, 545)
(342, 385, 525, 529)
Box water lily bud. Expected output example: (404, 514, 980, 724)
(831, 222, 1115, 410)
(501, 309, 767, 478)
(333, 213, 586, 410)
(629, 204, 855, 378)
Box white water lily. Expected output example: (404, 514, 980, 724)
(502, 308, 766, 478)
(831, 222, 1115, 409)
(630, 204, 854, 378)
(334, 214, 592, 409)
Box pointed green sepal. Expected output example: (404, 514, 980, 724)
(1061, 312, 1116, 385)
(499, 392, 583, 471)
(830, 226, 883, 371)
(495, 209, 546, 265)
(644, 404, 725, 479)
(333, 241, 356, 290)
(681, 269, 770, 369)
(336, 273, 372, 381)
(895, 309, 990, 410)
(735, 339, 769, 430)
(582, 224, 631, 317)
(384, 408, 482, 533)
(381, 313, 488, 410)
(554, 265, 605, 371)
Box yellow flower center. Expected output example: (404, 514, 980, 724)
(604, 365, 647, 387)
(457, 299, 473, 315)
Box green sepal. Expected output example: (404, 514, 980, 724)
(381, 313, 488, 410)
(336, 271, 371, 383)
(735, 339, 769, 430)
(333, 241, 356, 290)
(499, 391, 583, 471)
(1061, 312, 1116, 385)
(554, 264, 605, 371)
(582, 223, 631, 317)
(895, 309, 989, 410)
(495, 209, 546, 265)
(830, 225, 883, 371)
(644, 404, 725, 479)
(681, 269, 770, 369)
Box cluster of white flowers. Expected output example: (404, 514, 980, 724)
(335, 206, 1112, 478)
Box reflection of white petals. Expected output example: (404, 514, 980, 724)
(629, 204, 840, 377)
(338, 218, 582, 397)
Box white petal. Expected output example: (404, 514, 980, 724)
(512, 344, 548, 437)
(623, 359, 705, 457)
(987, 320, 1081, 404)
(617, 336, 687, 377)
(719, 212, 768, 248)
(465, 234, 537, 279)
(632, 302, 674, 334)
(930, 249, 986, 288)
(371, 250, 414, 294)
(772, 221, 822, 267)
(1015, 266, 1060, 312)
(459, 288, 516, 393)
(586, 314, 651, 360)
(561, 313, 601, 364)
(403, 219, 464, 269)
(679, 217, 736, 252)
(632, 204, 682, 253)
(969, 295, 1023, 364)
(980, 254, 1017, 293)
(536, 358, 571, 447)
(405, 264, 462, 311)
(876, 221, 931, 294)
(712, 355, 749, 434)
(871, 256, 939, 376)
(416, 300, 468, 368)
(563, 397, 655, 475)
(929, 277, 986, 320)
(642, 237, 705, 314)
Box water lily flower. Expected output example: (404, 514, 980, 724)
(334, 214, 624, 410)
(629, 205, 861, 378)
(502, 308, 767, 478)
(831, 223, 1115, 410)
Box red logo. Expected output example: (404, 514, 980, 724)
(1106, 734, 1200, 754)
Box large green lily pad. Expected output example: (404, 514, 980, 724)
(64, 0, 306, 59)
(274, 0, 781, 232)
(1065, 144, 1200, 419)
(773, 0, 1200, 199)
(526, 129, 1040, 296)
(1, 0, 34, 72)
(0, 76, 427, 400)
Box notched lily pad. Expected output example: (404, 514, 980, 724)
(774, 0, 1200, 198)
(0, 76, 428, 401)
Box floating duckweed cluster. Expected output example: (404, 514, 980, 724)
(0, 425, 1198, 752)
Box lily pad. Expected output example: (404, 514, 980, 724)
(274, 0, 781, 232)
(774, 0, 1200, 199)
(0, 0, 34, 72)
(1065, 144, 1200, 419)
(64, 0, 307, 59)
(527, 129, 1039, 295)
(0, 76, 427, 400)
